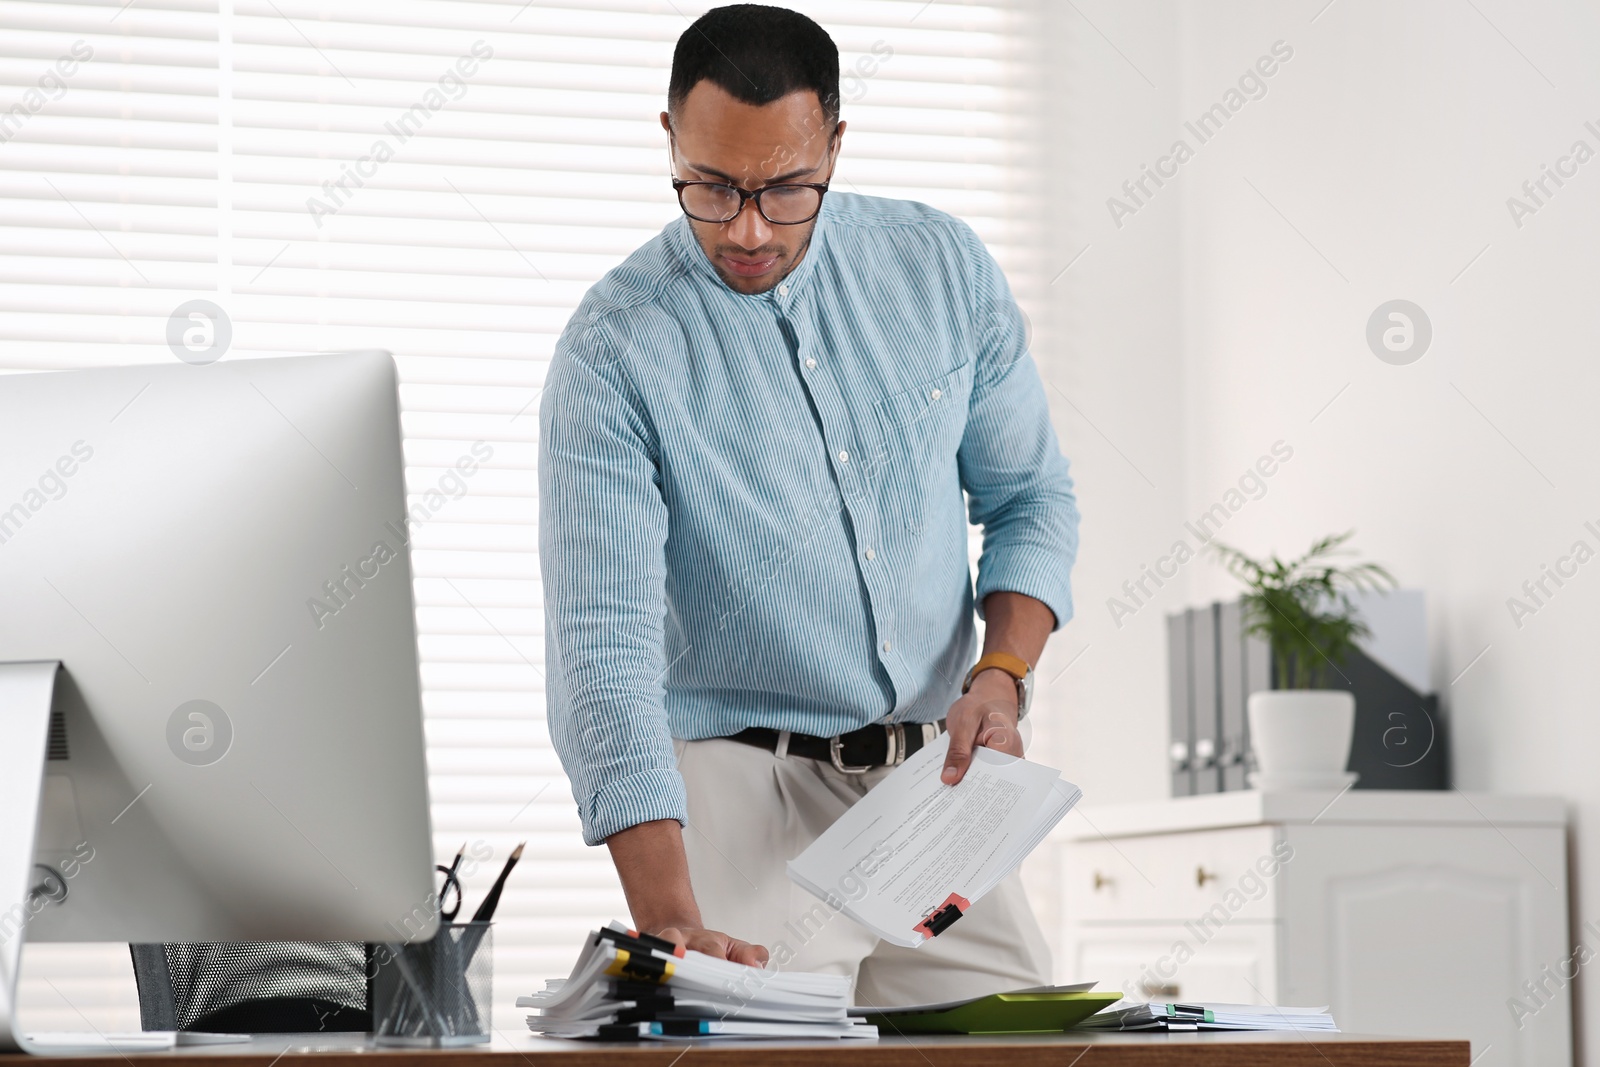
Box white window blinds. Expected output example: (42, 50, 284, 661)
(3, 0, 1041, 1032)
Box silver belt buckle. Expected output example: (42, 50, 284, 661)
(829, 722, 920, 773)
(829, 732, 874, 774)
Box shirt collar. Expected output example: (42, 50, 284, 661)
(666, 196, 830, 315)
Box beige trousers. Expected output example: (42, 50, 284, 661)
(672, 735, 1052, 1008)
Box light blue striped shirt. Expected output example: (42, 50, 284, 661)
(540, 192, 1079, 845)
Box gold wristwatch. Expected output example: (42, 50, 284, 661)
(961, 651, 1033, 720)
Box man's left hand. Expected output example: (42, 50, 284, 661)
(940, 668, 1023, 785)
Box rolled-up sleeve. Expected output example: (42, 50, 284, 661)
(540, 313, 685, 845)
(954, 223, 1081, 630)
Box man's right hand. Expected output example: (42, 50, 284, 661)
(651, 924, 769, 967)
(606, 819, 770, 968)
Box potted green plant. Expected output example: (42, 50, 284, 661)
(1210, 532, 1396, 789)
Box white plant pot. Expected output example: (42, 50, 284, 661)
(1246, 689, 1358, 790)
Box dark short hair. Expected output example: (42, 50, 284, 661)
(668, 5, 840, 125)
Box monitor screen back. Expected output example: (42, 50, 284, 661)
(0, 351, 436, 944)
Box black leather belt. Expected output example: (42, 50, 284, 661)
(728, 720, 945, 773)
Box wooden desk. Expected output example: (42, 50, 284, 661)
(0, 1030, 1470, 1067)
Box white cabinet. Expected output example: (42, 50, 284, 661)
(1072, 922, 1280, 1004)
(1059, 791, 1570, 1067)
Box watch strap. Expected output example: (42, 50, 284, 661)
(962, 651, 1031, 693)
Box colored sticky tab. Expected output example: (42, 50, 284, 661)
(603, 948, 676, 983)
(653, 1021, 708, 1037)
(913, 892, 971, 939)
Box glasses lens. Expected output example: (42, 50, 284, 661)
(680, 183, 740, 222)
(759, 185, 822, 223)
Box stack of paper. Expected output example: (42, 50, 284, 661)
(518, 924, 877, 1040)
(788, 733, 1081, 947)
(1077, 1001, 1339, 1032)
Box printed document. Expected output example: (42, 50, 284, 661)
(788, 733, 1081, 947)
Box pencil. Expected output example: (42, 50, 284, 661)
(471, 842, 524, 923)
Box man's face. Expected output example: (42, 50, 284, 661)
(662, 82, 844, 296)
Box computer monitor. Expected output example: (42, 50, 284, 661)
(0, 351, 437, 1051)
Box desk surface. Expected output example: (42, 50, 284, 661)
(2, 1030, 1470, 1067)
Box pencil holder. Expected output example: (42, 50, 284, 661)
(372, 922, 492, 1047)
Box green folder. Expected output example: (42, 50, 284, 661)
(862, 989, 1123, 1035)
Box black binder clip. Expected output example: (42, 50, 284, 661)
(598, 927, 684, 958)
(915, 893, 972, 939)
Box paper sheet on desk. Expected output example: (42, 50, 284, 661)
(787, 733, 1081, 947)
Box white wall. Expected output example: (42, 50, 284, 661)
(1045, 0, 1600, 1059)
(1030, 1, 1184, 803)
(1016, 0, 1185, 956)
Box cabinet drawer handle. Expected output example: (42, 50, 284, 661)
(1093, 871, 1113, 891)
(1195, 866, 1219, 887)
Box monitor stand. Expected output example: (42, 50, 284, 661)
(0, 661, 62, 1054)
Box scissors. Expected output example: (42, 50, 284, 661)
(435, 843, 466, 922)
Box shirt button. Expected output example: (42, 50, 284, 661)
(882, 640, 892, 652)
(805, 357, 817, 369)
(864, 549, 875, 561)
(930, 388, 942, 401)
(779, 284, 789, 297)
(838, 450, 849, 463)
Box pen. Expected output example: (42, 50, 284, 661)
(471, 841, 524, 923)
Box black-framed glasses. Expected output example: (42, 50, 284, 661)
(672, 179, 830, 225)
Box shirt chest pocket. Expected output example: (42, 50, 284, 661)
(875, 359, 973, 443)
(868, 360, 974, 531)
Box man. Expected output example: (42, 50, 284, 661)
(540, 4, 1079, 1004)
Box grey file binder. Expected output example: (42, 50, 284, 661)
(1166, 611, 1193, 797)
(1169, 601, 1256, 796)
(1216, 600, 1247, 791)
(1189, 604, 1220, 794)
(1242, 624, 1270, 782)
